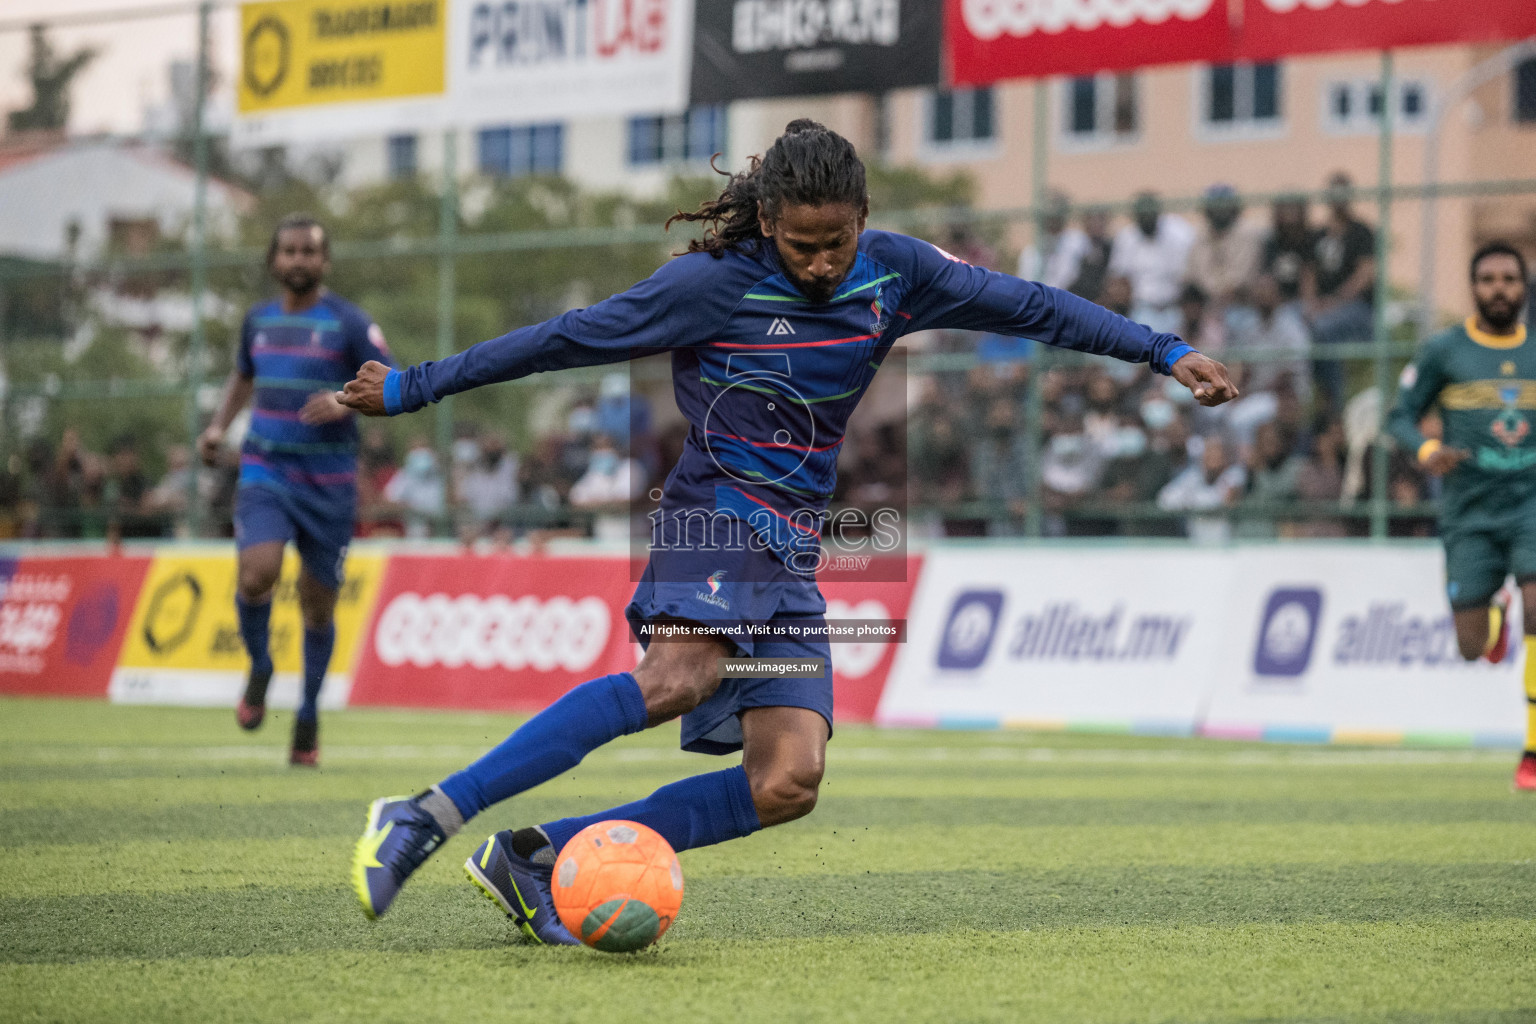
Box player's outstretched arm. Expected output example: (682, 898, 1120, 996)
(338, 360, 391, 417)
(346, 256, 734, 417)
(896, 235, 1221, 391)
(1169, 351, 1239, 407)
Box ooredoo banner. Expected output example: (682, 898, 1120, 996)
(349, 552, 920, 720)
(110, 549, 387, 708)
(349, 554, 640, 711)
(947, 0, 1233, 84)
(878, 547, 1233, 731)
(1238, 0, 1536, 63)
(0, 555, 150, 697)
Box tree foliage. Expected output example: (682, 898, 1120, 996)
(7, 26, 98, 133)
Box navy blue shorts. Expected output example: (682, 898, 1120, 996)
(625, 526, 832, 756)
(234, 483, 353, 590)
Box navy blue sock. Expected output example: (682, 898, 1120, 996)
(539, 765, 761, 855)
(438, 673, 648, 820)
(298, 625, 334, 723)
(235, 596, 272, 675)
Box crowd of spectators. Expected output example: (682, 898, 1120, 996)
(1, 176, 1453, 544)
(912, 171, 1440, 540)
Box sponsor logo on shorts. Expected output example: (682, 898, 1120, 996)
(1253, 587, 1322, 677)
(696, 570, 731, 610)
(936, 589, 1005, 670)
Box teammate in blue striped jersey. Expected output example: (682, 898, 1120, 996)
(341, 121, 1237, 940)
(198, 214, 393, 766)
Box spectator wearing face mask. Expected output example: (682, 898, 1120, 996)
(570, 434, 646, 543)
(1262, 193, 1317, 305)
(383, 438, 445, 539)
(1157, 435, 1247, 543)
(1109, 191, 1196, 335)
(456, 431, 520, 542)
(1225, 273, 1313, 404)
(1018, 191, 1091, 292)
(1302, 171, 1378, 411)
(1186, 184, 1263, 320)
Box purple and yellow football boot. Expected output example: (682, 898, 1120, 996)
(351, 794, 448, 920)
(464, 830, 580, 946)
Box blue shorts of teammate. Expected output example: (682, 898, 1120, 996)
(625, 517, 832, 756)
(234, 482, 353, 590)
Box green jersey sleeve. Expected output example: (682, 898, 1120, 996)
(1386, 337, 1448, 455)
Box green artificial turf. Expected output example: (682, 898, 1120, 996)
(1, 697, 1533, 1023)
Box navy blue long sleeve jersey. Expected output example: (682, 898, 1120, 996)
(383, 230, 1193, 562)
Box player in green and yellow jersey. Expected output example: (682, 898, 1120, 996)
(1388, 241, 1536, 790)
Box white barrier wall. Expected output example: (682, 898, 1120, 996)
(881, 543, 1527, 746)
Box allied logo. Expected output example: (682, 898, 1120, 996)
(937, 589, 1005, 670)
(767, 317, 796, 336)
(1253, 587, 1323, 678)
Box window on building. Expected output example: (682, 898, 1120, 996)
(928, 87, 995, 147)
(386, 134, 417, 180)
(477, 124, 564, 178)
(1064, 73, 1139, 143)
(628, 106, 727, 166)
(1323, 79, 1430, 133)
(1202, 62, 1284, 134)
(1516, 58, 1536, 124)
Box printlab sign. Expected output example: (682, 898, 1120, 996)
(692, 0, 941, 103)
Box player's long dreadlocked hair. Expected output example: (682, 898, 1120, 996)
(666, 119, 868, 258)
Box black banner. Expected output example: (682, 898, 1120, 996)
(691, 0, 941, 103)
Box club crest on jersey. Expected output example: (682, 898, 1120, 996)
(1502, 361, 1517, 377)
(1486, 405, 1523, 445)
(767, 317, 795, 336)
(870, 288, 889, 334)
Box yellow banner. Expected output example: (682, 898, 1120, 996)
(118, 551, 385, 674)
(238, 0, 445, 114)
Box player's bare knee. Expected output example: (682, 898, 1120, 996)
(748, 762, 822, 826)
(236, 570, 276, 603)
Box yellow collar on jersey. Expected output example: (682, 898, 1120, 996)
(1465, 316, 1527, 350)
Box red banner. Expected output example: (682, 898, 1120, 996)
(947, 0, 1234, 85)
(1238, 0, 1536, 63)
(349, 555, 641, 712)
(947, 0, 1536, 85)
(0, 555, 151, 697)
(822, 560, 922, 723)
(349, 553, 921, 722)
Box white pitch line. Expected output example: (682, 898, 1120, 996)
(0, 744, 1513, 767)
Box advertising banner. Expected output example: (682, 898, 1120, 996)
(877, 547, 1234, 731)
(692, 0, 941, 103)
(0, 555, 150, 697)
(238, 0, 447, 113)
(110, 549, 387, 707)
(348, 554, 641, 711)
(821, 557, 921, 722)
(452, 0, 695, 124)
(1238, 0, 1536, 64)
(349, 552, 920, 720)
(1204, 546, 1525, 744)
(946, 0, 1233, 86)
